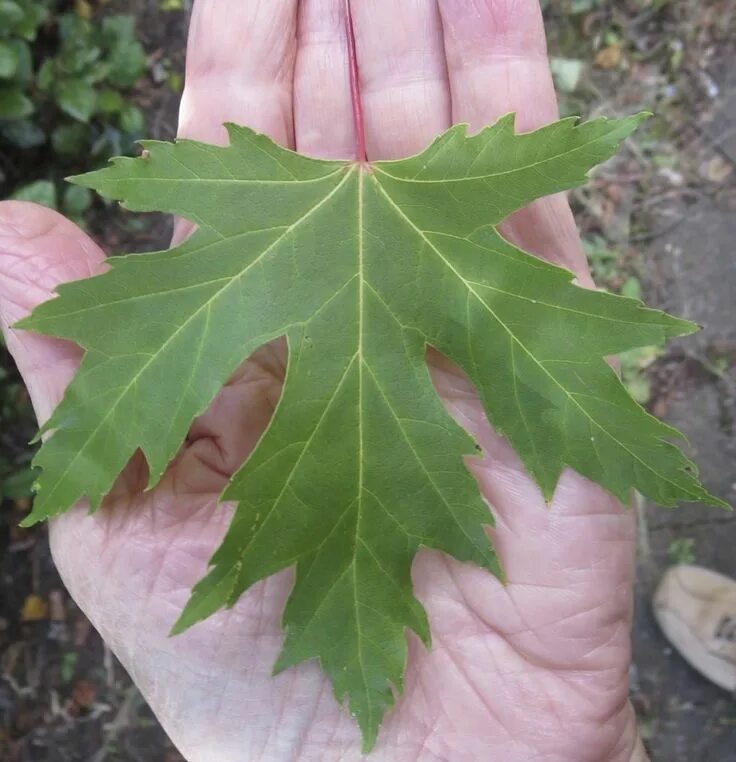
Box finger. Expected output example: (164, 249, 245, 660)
(173, 0, 299, 245)
(293, 0, 354, 159)
(178, 0, 299, 146)
(347, 0, 451, 159)
(0, 202, 107, 426)
(172, 1, 302, 466)
(438, 0, 557, 131)
(434, 1, 629, 554)
(437, 0, 592, 283)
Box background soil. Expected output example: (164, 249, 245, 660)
(1, 1, 735, 760)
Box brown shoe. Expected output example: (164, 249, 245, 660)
(653, 564, 736, 692)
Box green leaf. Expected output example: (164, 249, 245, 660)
(105, 40, 147, 87)
(11, 0, 48, 40)
(100, 16, 147, 88)
(58, 42, 101, 77)
(89, 125, 123, 158)
(51, 122, 90, 156)
(0, 41, 19, 79)
(1, 118, 45, 147)
(1, 466, 38, 500)
(36, 58, 55, 91)
(570, 0, 598, 12)
(620, 344, 661, 404)
(7, 38, 32, 84)
(550, 57, 584, 94)
(62, 184, 92, 216)
(56, 13, 100, 74)
(620, 276, 642, 300)
(0, 1, 24, 32)
(11, 179, 57, 208)
(17, 114, 728, 750)
(101, 15, 137, 46)
(56, 78, 97, 122)
(57, 13, 93, 45)
(0, 86, 32, 119)
(118, 103, 144, 134)
(96, 88, 124, 114)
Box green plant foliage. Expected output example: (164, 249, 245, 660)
(0, 3, 148, 211)
(0, 41, 20, 79)
(18, 114, 726, 749)
(0, 87, 32, 119)
(62, 184, 92, 217)
(668, 537, 697, 565)
(101, 16, 147, 88)
(118, 103, 144, 135)
(0, 466, 37, 500)
(11, 179, 56, 208)
(56, 78, 97, 122)
(0, 118, 44, 147)
(0, 2, 26, 31)
(581, 237, 663, 403)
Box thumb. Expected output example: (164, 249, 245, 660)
(0, 201, 106, 427)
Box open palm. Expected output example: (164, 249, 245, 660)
(0, 1, 646, 760)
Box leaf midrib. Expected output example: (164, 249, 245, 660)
(353, 168, 370, 734)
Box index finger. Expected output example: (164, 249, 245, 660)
(173, 0, 298, 243)
(178, 0, 299, 146)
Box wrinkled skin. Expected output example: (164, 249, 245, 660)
(0, 1, 649, 760)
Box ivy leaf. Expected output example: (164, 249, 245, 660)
(17, 114, 726, 750)
(0, 86, 32, 119)
(0, 41, 20, 79)
(55, 78, 97, 123)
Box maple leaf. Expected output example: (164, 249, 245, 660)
(17, 113, 726, 750)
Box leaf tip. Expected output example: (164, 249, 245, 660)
(10, 313, 33, 332)
(540, 481, 558, 506)
(704, 492, 732, 511)
(497, 112, 517, 130)
(490, 552, 506, 584)
(65, 172, 89, 188)
(65, 156, 130, 190)
(661, 314, 700, 339)
(18, 513, 40, 528)
(169, 607, 196, 637)
(412, 616, 432, 650)
(223, 121, 250, 142)
(272, 641, 300, 677)
(618, 110, 652, 137)
(361, 731, 379, 755)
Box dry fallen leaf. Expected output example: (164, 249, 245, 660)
(595, 44, 623, 69)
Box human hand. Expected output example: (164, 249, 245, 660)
(0, 1, 647, 759)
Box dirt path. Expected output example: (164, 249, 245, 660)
(632, 66, 736, 762)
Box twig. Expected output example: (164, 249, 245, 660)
(90, 685, 141, 762)
(103, 643, 115, 688)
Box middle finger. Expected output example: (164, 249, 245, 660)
(294, 0, 451, 160)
